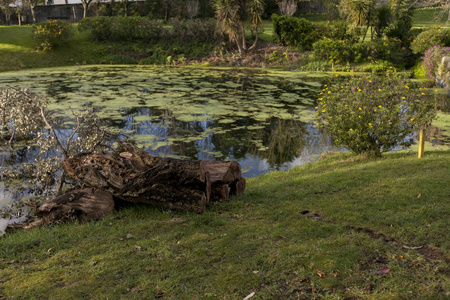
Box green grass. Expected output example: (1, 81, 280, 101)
(412, 7, 448, 28)
(0, 25, 108, 72)
(1, 151, 449, 299)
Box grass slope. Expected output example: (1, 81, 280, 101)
(1, 151, 448, 299)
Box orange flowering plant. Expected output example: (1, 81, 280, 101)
(316, 75, 436, 157)
(32, 20, 72, 52)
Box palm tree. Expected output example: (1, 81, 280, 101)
(213, 0, 264, 54)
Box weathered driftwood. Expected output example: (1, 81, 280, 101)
(35, 188, 115, 225)
(39, 143, 246, 219)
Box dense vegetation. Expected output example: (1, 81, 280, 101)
(0, 7, 450, 72)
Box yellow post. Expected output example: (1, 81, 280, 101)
(418, 129, 425, 158)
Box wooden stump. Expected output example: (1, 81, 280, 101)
(35, 188, 115, 225)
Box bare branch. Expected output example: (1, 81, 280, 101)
(7, 85, 68, 158)
(65, 107, 81, 154)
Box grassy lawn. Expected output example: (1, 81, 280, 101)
(413, 7, 448, 28)
(1, 151, 448, 299)
(0, 25, 108, 72)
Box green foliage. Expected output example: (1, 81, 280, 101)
(31, 20, 72, 51)
(78, 17, 216, 45)
(313, 38, 368, 64)
(78, 16, 166, 42)
(385, 0, 415, 47)
(338, 0, 376, 26)
(410, 27, 450, 55)
(213, 0, 265, 53)
(372, 5, 392, 38)
(169, 18, 216, 44)
(316, 75, 436, 157)
(272, 14, 318, 50)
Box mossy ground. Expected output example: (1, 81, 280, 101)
(1, 151, 449, 299)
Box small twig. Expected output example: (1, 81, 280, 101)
(8, 127, 15, 150)
(402, 245, 424, 250)
(65, 107, 81, 154)
(55, 170, 66, 196)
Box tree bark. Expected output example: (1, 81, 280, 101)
(35, 143, 246, 224)
(35, 188, 115, 225)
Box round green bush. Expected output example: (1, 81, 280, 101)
(32, 20, 72, 51)
(411, 27, 450, 54)
(316, 75, 436, 157)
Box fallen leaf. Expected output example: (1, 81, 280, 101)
(331, 272, 340, 277)
(47, 248, 54, 253)
(372, 267, 390, 275)
(417, 193, 422, 198)
(252, 270, 260, 274)
(135, 245, 142, 251)
(243, 292, 255, 300)
(317, 269, 326, 278)
(363, 283, 372, 290)
(126, 234, 133, 239)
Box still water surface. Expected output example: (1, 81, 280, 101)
(1, 66, 448, 230)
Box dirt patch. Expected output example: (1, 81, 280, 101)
(346, 225, 394, 243)
(299, 210, 322, 221)
(416, 246, 448, 262)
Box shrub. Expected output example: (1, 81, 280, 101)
(313, 39, 368, 64)
(272, 14, 318, 50)
(422, 45, 450, 79)
(79, 17, 217, 44)
(169, 18, 216, 43)
(78, 16, 166, 42)
(365, 38, 404, 64)
(316, 75, 436, 157)
(315, 20, 362, 44)
(32, 20, 72, 51)
(410, 27, 450, 54)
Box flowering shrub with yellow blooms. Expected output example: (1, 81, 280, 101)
(316, 75, 436, 157)
(32, 20, 72, 52)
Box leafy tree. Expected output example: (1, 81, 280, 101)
(81, 0, 94, 18)
(23, 0, 44, 23)
(386, 0, 415, 46)
(213, 0, 264, 54)
(372, 5, 392, 39)
(0, 0, 15, 24)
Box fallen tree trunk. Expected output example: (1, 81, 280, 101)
(35, 143, 246, 224)
(35, 188, 115, 225)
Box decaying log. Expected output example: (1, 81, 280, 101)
(34, 143, 246, 224)
(35, 188, 115, 225)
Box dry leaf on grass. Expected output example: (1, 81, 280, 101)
(317, 269, 326, 278)
(372, 267, 390, 275)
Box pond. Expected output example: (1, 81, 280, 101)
(0, 66, 449, 231)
